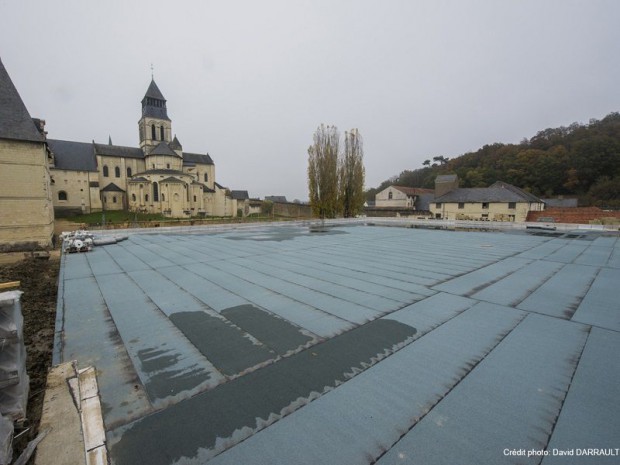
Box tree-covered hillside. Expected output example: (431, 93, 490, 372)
(367, 112, 620, 208)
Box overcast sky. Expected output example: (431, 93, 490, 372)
(1, 1, 619, 200)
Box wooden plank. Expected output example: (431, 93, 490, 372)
(0, 281, 20, 290)
(78, 367, 99, 401)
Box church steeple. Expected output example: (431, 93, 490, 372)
(138, 78, 172, 152)
(141, 79, 169, 120)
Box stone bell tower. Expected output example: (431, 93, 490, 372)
(138, 78, 172, 153)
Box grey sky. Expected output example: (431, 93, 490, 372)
(1, 0, 619, 200)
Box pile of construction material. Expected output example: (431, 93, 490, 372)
(60, 230, 128, 253)
(0, 290, 28, 464)
(60, 230, 94, 254)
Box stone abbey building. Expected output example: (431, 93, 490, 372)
(48, 78, 243, 218)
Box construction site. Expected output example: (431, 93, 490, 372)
(0, 220, 618, 464)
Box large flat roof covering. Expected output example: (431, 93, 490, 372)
(55, 225, 620, 464)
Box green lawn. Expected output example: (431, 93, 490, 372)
(65, 211, 167, 224)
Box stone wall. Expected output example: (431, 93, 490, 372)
(0, 139, 54, 249)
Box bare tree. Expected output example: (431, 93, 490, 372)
(308, 124, 340, 218)
(340, 129, 365, 217)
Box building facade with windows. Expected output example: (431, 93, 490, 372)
(0, 58, 54, 250)
(430, 176, 545, 222)
(48, 78, 241, 218)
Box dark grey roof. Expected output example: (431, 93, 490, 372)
(435, 184, 542, 203)
(149, 142, 180, 157)
(416, 193, 434, 211)
(141, 79, 170, 120)
(542, 198, 579, 208)
(214, 182, 226, 190)
(203, 186, 215, 193)
(0, 58, 44, 143)
(128, 177, 148, 183)
(231, 190, 249, 200)
(143, 79, 166, 101)
(133, 169, 185, 177)
(183, 152, 214, 165)
(101, 182, 125, 192)
(435, 174, 458, 183)
(489, 181, 542, 203)
(48, 139, 97, 172)
(265, 196, 287, 203)
(169, 135, 182, 150)
(94, 143, 144, 159)
(160, 176, 184, 184)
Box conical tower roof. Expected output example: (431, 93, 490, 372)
(142, 78, 166, 102)
(141, 78, 170, 120)
(0, 58, 44, 142)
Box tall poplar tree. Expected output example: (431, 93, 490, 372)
(340, 129, 365, 217)
(307, 124, 340, 218)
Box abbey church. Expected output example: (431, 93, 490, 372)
(1, 56, 248, 251)
(48, 77, 245, 218)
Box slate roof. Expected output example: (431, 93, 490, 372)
(542, 198, 579, 208)
(141, 79, 170, 120)
(94, 143, 144, 159)
(435, 182, 543, 203)
(392, 186, 434, 196)
(170, 135, 182, 150)
(101, 182, 125, 192)
(265, 196, 287, 203)
(143, 79, 166, 101)
(160, 176, 185, 184)
(133, 169, 185, 177)
(183, 152, 214, 165)
(48, 139, 97, 171)
(0, 58, 44, 143)
(416, 193, 434, 211)
(231, 190, 249, 200)
(435, 174, 458, 183)
(128, 177, 148, 183)
(149, 141, 181, 157)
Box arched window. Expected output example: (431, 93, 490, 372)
(193, 195, 197, 202)
(127, 167, 132, 177)
(131, 194, 136, 202)
(166, 163, 170, 169)
(153, 182, 159, 201)
(161, 193, 165, 201)
(388, 191, 393, 200)
(58, 191, 68, 201)
(103, 166, 109, 177)
(115, 166, 120, 178)
(145, 194, 149, 202)
(160, 126, 165, 141)
(203, 173, 208, 182)
(112, 196, 117, 203)
(151, 124, 157, 140)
